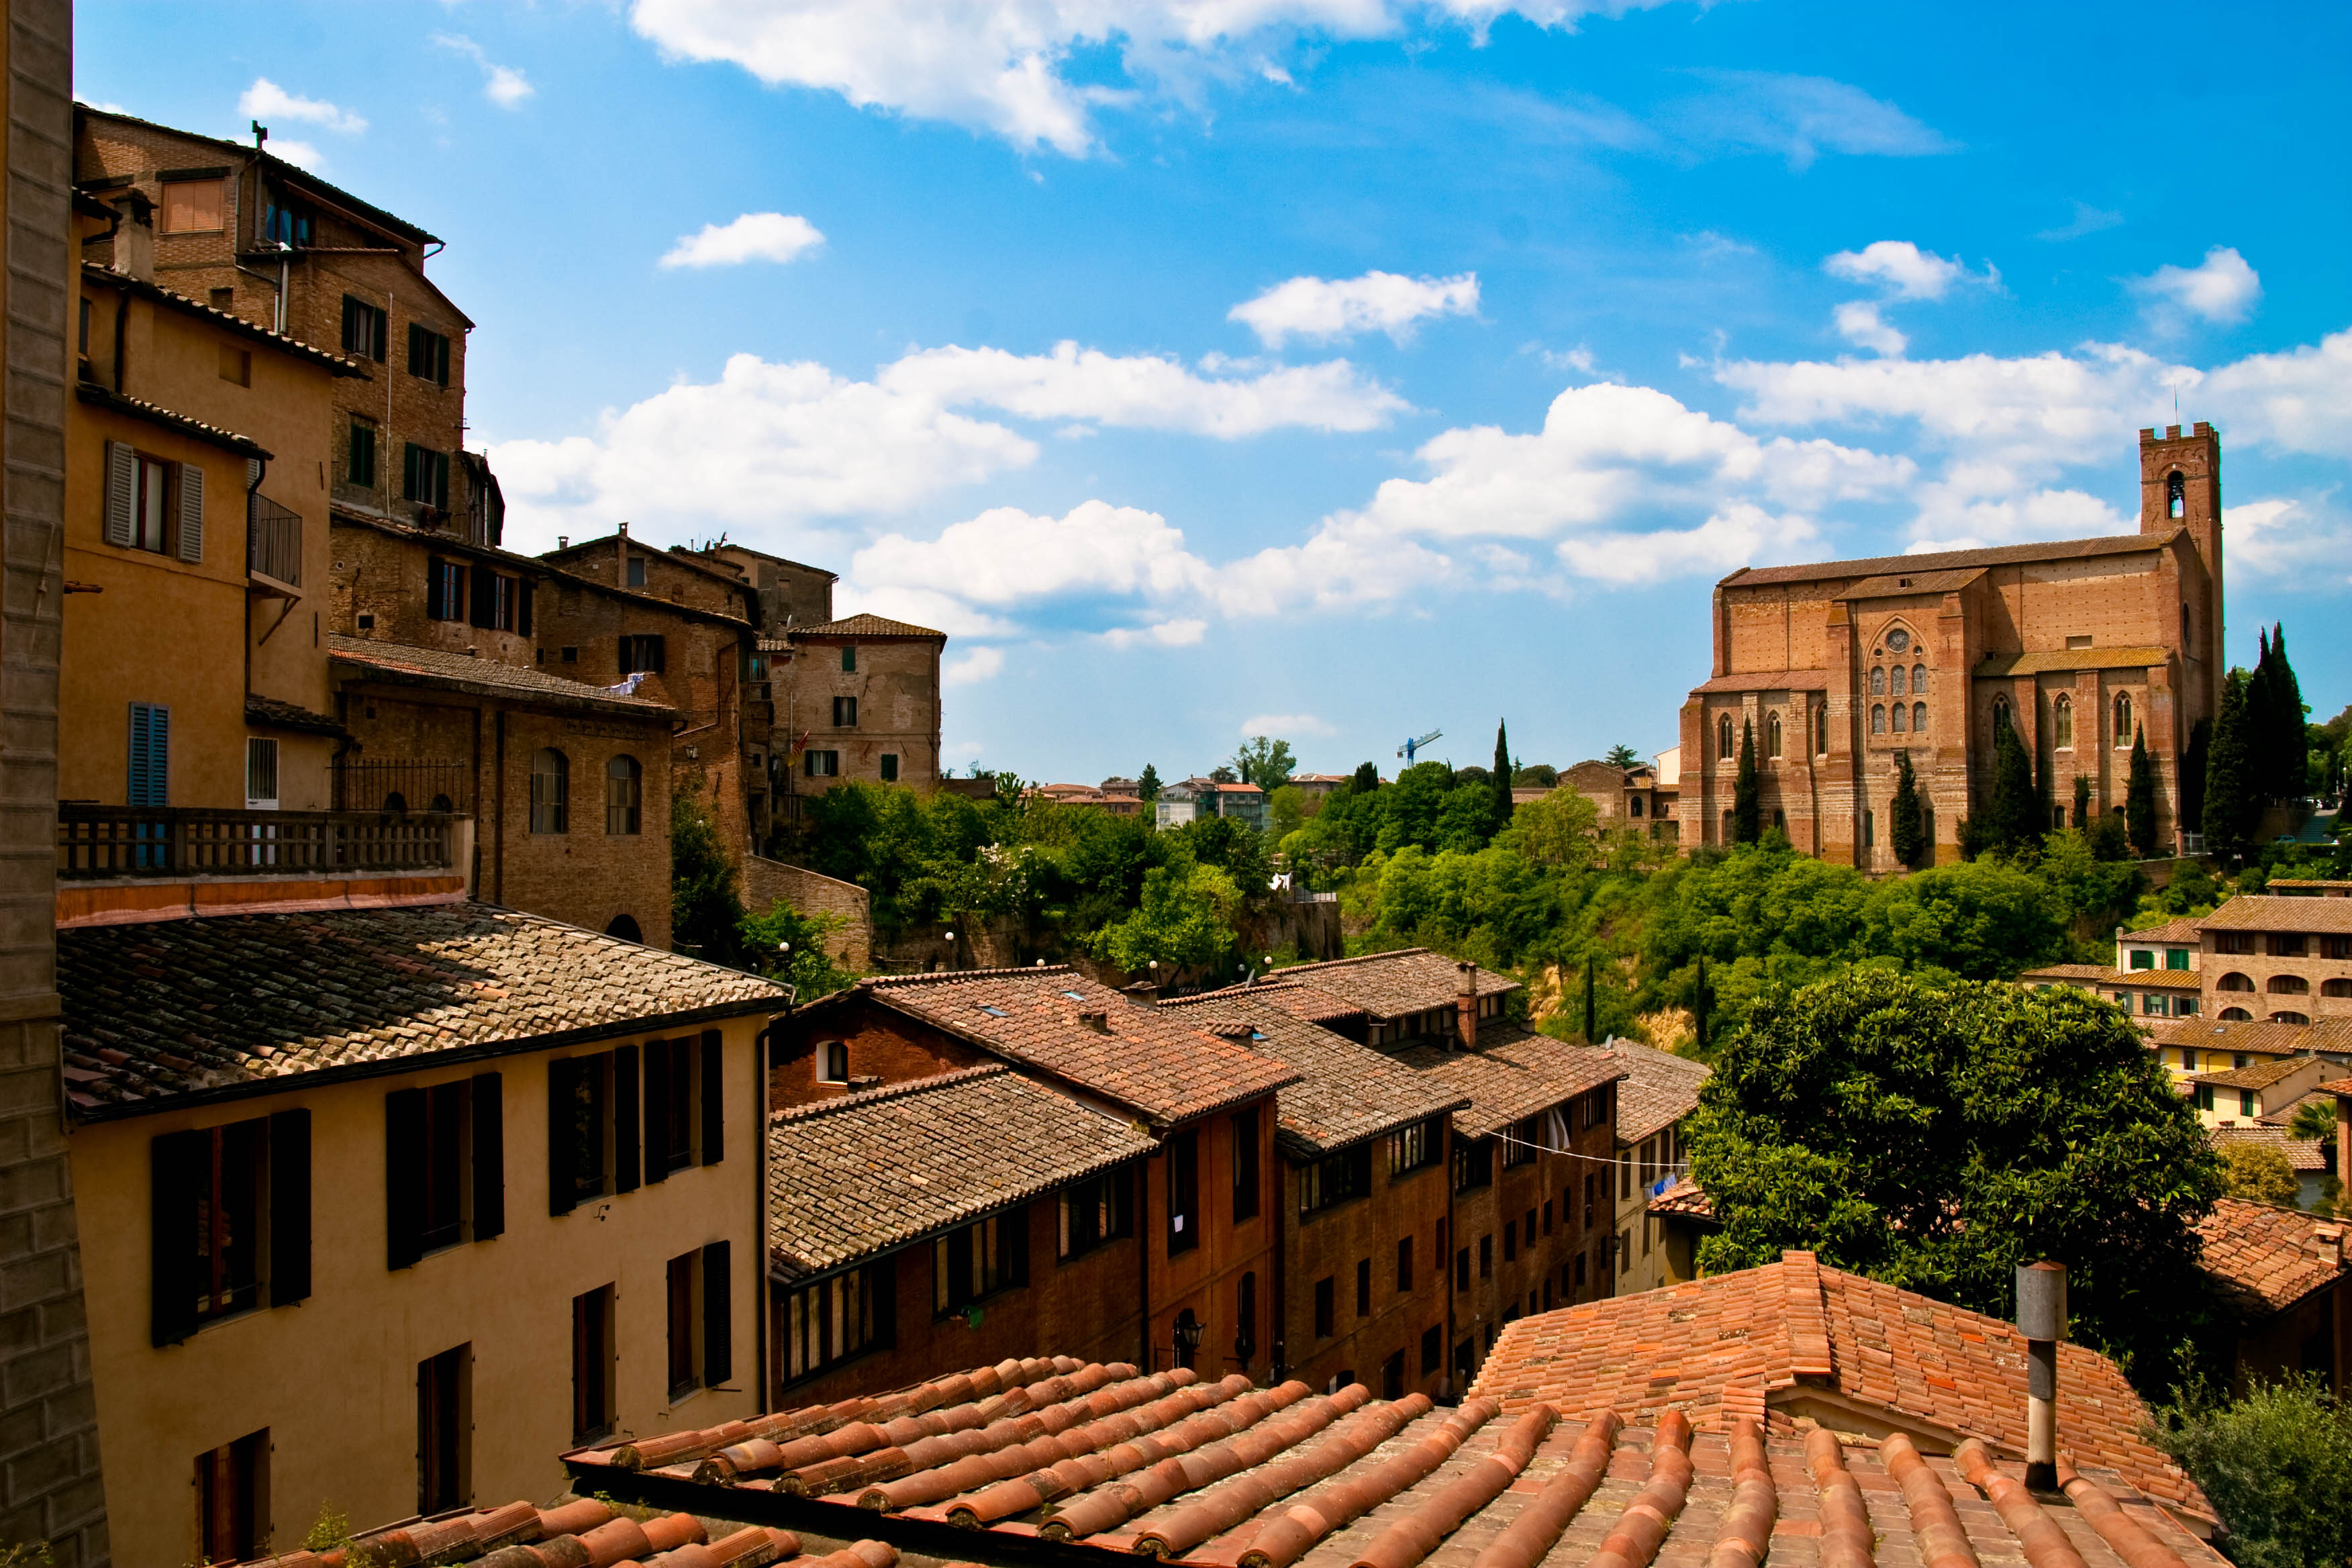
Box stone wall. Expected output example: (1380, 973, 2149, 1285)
(0, 3, 108, 1557)
(742, 856, 871, 972)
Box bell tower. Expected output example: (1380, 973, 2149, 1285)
(2141, 422, 2223, 721)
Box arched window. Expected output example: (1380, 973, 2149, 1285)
(2180, 603, 2191, 646)
(1912, 663, 1926, 693)
(1630, 795, 1645, 818)
(1871, 704, 1886, 735)
(1992, 698, 2011, 736)
(2113, 694, 2133, 746)
(1889, 665, 1907, 696)
(2323, 979, 2352, 998)
(1869, 667, 1887, 695)
(1912, 701, 1928, 734)
(2216, 973, 2255, 992)
(2219, 1007, 2252, 1022)
(1717, 714, 1734, 761)
(1890, 703, 1908, 733)
(2052, 695, 2073, 750)
(530, 748, 569, 834)
(381, 791, 407, 816)
(1815, 707, 1828, 755)
(605, 913, 643, 943)
(2167, 470, 2185, 518)
(605, 754, 642, 835)
(2267, 974, 2310, 995)
(1766, 712, 1782, 758)
(1720, 810, 1734, 840)
(2270, 1012, 2310, 1026)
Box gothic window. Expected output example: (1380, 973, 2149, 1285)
(1767, 712, 1782, 758)
(2114, 694, 2133, 746)
(1913, 701, 1927, 733)
(1870, 667, 1886, 696)
(2052, 695, 2073, 749)
(2167, 471, 2185, 519)
(1912, 663, 1926, 692)
(1890, 703, 1908, 734)
(1814, 708, 1828, 755)
(1885, 627, 1910, 654)
(1992, 698, 2011, 735)
(1716, 714, 1734, 761)
(1871, 704, 1886, 735)
(2180, 603, 2191, 646)
(1890, 665, 1907, 696)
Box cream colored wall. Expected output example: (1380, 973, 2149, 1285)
(72, 1014, 767, 1565)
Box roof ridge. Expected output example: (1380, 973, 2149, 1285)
(867, 965, 1080, 988)
(1780, 1251, 1836, 1381)
(768, 1063, 1010, 1123)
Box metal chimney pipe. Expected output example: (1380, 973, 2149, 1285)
(2016, 1261, 2067, 1491)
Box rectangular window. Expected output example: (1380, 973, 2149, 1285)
(833, 695, 859, 728)
(2270, 934, 2309, 959)
(934, 1209, 1027, 1315)
(161, 177, 226, 233)
(129, 701, 170, 807)
(1503, 1114, 1538, 1168)
(2177, 995, 2199, 1017)
(1421, 1324, 1442, 1377)
(1299, 1143, 1373, 1214)
(1478, 1234, 1492, 1279)
(196, 1429, 268, 1565)
(1231, 1108, 1260, 1223)
(244, 737, 279, 810)
(804, 750, 840, 778)
(879, 753, 900, 783)
(135, 455, 170, 552)
(1455, 1247, 1469, 1293)
(1058, 1165, 1134, 1259)
(2143, 993, 2169, 1017)
(816, 1041, 849, 1085)
(426, 558, 464, 622)
(1396, 1236, 1414, 1292)
(341, 294, 387, 360)
(2241, 1089, 2257, 1118)
(621, 553, 646, 589)
(664, 1240, 733, 1398)
(1313, 1277, 1334, 1338)
(386, 1073, 505, 1268)
(642, 1034, 722, 1180)
(150, 1110, 311, 1346)
(408, 322, 452, 386)
(780, 1263, 891, 1386)
(1451, 1135, 1493, 1193)
(1167, 1130, 1199, 1253)
(2216, 932, 2255, 956)
(2195, 1083, 2214, 1113)
(1864, 810, 1876, 849)
(2323, 936, 2352, 962)
(548, 1050, 640, 1214)
(1382, 1349, 1406, 1400)
(403, 443, 450, 509)
(218, 344, 250, 386)
(842, 645, 856, 673)
(1503, 1218, 1518, 1263)
(618, 634, 667, 675)
(2130, 950, 2154, 970)
(571, 1284, 616, 1442)
(1356, 1257, 1372, 1316)
(417, 1345, 470, 1514)
(1387, 1116, 1441, 1177)
(1542, 1200, 1554, 1237)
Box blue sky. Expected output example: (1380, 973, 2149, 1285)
(79, 1, 2352, 783)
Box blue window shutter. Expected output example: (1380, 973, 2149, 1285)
(128, 703, 169, 807)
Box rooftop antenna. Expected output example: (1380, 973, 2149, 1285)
(251, 120, 267, 148)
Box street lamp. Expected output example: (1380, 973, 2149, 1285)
(943, 929, 957, 973)
(1172, 1312, 1204, 1370)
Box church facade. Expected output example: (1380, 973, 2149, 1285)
(1675, 424, 2224, 869)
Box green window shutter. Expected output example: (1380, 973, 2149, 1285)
(268, 1110, 311, 1306)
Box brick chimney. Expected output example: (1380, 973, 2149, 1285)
(1455, 961, 1477, 1051)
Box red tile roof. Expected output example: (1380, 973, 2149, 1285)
(229, 1496, 824, 1568)
(2210, 1124, 2329, 1173)
(1647, 1177, 1716, 1219)
(1471, 1251, 2210, 1522)
(2186, 1055, 2317, 1091)
(2197, 894, 2352, 934)
(862, 968, 1297, 1130)
(1606, 1044, 1711, 1144)
(1208, 948, 1518, 1023)
(2120, 918, 2205, 944)
(1387, 1026, 1627, 1139)
(2192, 1197, 2347, 1318)
(1725, 530, 2171, 587)
(2149, 1017, 2352, 1058)
(786, 613, 947, 640)
(2022, 963, 2203, 991)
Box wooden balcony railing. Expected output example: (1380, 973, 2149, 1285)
(58, 804, 459, 880)
(248, 493, 303, 585)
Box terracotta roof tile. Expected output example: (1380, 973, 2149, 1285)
(2120, 918, 2205, 944)
(1647, 1177, 1716, 1219)
(1692, 669, 1830, 694)
(1157, 991, 1468, 1158)
(2191, 1196, 2347, 1318)
(1726, 530, 2171, 588)
(2265, 879, 2352, 893)
(863, 969, 1297, 1129)
(1606, 1044, 1711, 1144)
(766, 1067, 1156, 1280)
(2147, 1018, 2352, 1057)
(1387, 1026, 1626, 1139)
(230, 1496, 823, 1568)
(244, 693, 347, 738)
(58, 905, 783, 1114)
(2021, 963, 2204, 991)
(1204, 948, 1517, 1023)
(330, 634, 674, 714)
(2185, 1055, 2314, 1090)
(2196, 895, 2352, 934)
(1217, 978, 1370, 1026)
(1975, 646, 2171, 677)
(787, 613, 947, 640)
(2210, 1124, 2329, 1173)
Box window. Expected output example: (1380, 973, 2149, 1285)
(2194, 1083, 2216, 1112)
(2167, 470, 2185, 518)
(548, 1049, 639, 1214)
(1387, 1116, 1441, 1177)
(1455, 1247, 1469, 1293)
(1397, 1236, 1414, 1291)
(1300, 1144, 1373, 1214)
(618, 634, 667, 675)
(605, 755, 642, 835)
(804, 750, 840, 778)
(2324, 937, 2351, 962)
(260, 186, 311, 248)
(1913, 664, 1926, 693)
(103, 443, 196, 557)
(1503, 1219, 1518, 1263)
(1422, 1324, 1442, 1377)
(1870, 667, 1887, 696)
(1356, 1257, 1372, 1316)
(244, 736, 279, 810)
(403, 443, 450, 509)
(467, 567, 520, 632)
(408, 323, 451, 387)
(1716, 714, 1733, 760)
(1620, 1230, 1632, 1275)
(385, 1074, 504, 1267)
(1314, 1277, 1335, 1338)
(1871, 703, 1886, 735)
(1478, 1234, 1492, 1279)
(1865, 810, 1876, 849)
(2241, 1089, 2259, 1116)
(834, 695, 859, 728)
(1451, 1135, 1493, 1193)
(880, 754, 900, 783)
(1059, 1165, 1134, 1258)
(1503, 1114, 1538, 1168)
(124, 701, 173, 814)
(160, 177, 226, 233)
(530, 749, 569, 834)
(1890, 665, 1907, 696)
(2143, 993, 2169, 1017)
(342, 294, 388, 361)
(348, 416, 378, 489)
(1236, 1272, 1257, 1365)
(2216, 972, 2255, 992)
(2323, 980, 2352, 998)
(2268, 975, 2311, 995)
(2130, 949, 2154, 970)
(196, 1429, 268, 1565)
(1631, 796, 1645, 818)
(571, 1284, 616, 1441)
(2178, 995, 2200, 1016)
(1816, 707, 1828, 755)
(150, 1111, 311, 1344)
(2219, 1008, 2251, 1022)
(1993, 698, 2011, 735)
(1890, 702, 1907, 734)
(842, 645, 857, 673)
(2217, 932, 2257, 956)
(620, 553, 646, 589)
(816, 1041, 850, 1084)
(2270, 933, 2310, 959)
(426, 558, 464, 621)
(781, 1263, 890, 1385)
(1167, 1130, 1199, 1253)
(2114, 694, 2133, 746)
(1914, 702, 1928, 734)
(218, 344, 250, 386)
(1766, 712, 1782, 757)
(667, 1242, 734, 1398)
(418, 1345, 471, 1514)
(1232, 1108, 1261, 1223)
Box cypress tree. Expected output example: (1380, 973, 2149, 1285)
(2273, 623, 2307, 799)
(2204, 670, 2254, 859)
(2072, 773, 2092, 834)
(1732, 720, 1761, 843)
(1583, 954, 1597, 1044)
(1491, 720, 1514, 828)
(1694, 956, 1710, 1052)
(2180, 719, 2210, 832)
(2126, 726, 2159, 858)
(1890, 750, 1925, 869)
(2247, 628, 2283, 801)
(1985, 716, 2039, 854)
(1351, 761, 1380, 794)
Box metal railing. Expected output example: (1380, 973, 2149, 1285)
(58, 804, 458, 880)
(332, 758, 469, 814)
(248, 493, 303, 585)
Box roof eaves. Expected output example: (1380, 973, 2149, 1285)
(75, 381, 271, 458)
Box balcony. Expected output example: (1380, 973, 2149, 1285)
(59, 804, 460, 880)
(248, 493, 303, 587)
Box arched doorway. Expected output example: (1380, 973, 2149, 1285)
(605, 913, 644, 944)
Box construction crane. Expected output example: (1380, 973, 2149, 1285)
(1397, 728, 1442, 764)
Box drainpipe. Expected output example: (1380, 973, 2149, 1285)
(2016, 1260, 2067, 1491)
(493, 706, 506, 903)
(1271, 1161, 1288, 1383)
(242, 458, 267, 714)
(1136, 1153, 1153, 1371)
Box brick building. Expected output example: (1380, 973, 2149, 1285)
(698, 538, 837, 630)
(2189, 1197, 2347, 1398)
(773, 614, 947, 806)
(1606, 1044, 1709, 1295)
(2198, 895, 2352, 1024)
(1677, 424, 2225, 869)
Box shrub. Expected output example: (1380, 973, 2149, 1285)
(2151, 1375, 2352, 1568)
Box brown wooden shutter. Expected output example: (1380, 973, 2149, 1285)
(105, 441, 137, 547)
(547, 1058, 578, 1216)
(702, 1240, 732, 1386)
(386, 1088, 426, 1269)
(518, 578, 535, 638)
(700, 1030, 724, 1166)
(472, 1073, 505, 1241)
(642, 1038, 671, 1183)
(150, 1130, 205, 1346)
(614, 1046, 640, 1193)
(268, 1110, 311, 1306)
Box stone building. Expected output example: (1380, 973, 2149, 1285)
(1677, 424, 2225, 869)
(697, 538, 837, 630)
(773, 614, 947, 808)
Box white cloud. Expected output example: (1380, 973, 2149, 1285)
(1553, 503, 1818, 585)
(881, 342, 1406, 437)
(2038, 201, 2122, 242)
(2130, 246, 2261, 327)
(434, 34, 536, 109)
(1229, 271, 1479, 348)
(265, 138, 325, 170)
(1101, 619, 1207, 648)
(239, 78, 366, 135)
(626, 0, 1688, 156)
(2201, 328, 2352, 454)
(1669, 71, 1955, 170)
(1239, 713, 1334, 738)
(852, 501, 1210, 611)
(1824, 240, 1990, 301)
(660, 212, 826, 268)
(943, 647, 1006, 686)
(1832, 302, 1906, 357)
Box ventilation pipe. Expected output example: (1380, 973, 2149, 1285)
(2016, 1260, 2066, 1491)
(1455, 961, 1478, 1052)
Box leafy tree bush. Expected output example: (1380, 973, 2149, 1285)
(1687, 969, 2223, 1384)
(2218, 1142, 2301, 1208)
(2288, 1098, 2337, 1144)
(1981, 716, 2043, 854)
(1087, 862, 1242, 983)
(1233, 735, 1295, 789)
(1604, 744, 1640, 769)
(1136, 763, 1162, 802)
(2073, 773, 2092, 833)
(673, 782, 747, 965)
(1491, 720, 1514, 828)
(740, 899, 858, 1001)
(2151, 1375, 2352, 1568)
(1512, 763, 1560, 788)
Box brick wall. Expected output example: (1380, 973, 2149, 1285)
(769, 995, 989, 1114)
(742, 857, 871, 972)
(0, 5, 108, 1558)
(1281, 1150, 1450, 1399)
(1449, 1099, 1615, 1389)
(776, 634, 940, 795)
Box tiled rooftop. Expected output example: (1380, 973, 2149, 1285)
(1975, 646, 2171, 677)
(767, 1067, 1157, 1281)
(2185, 1055, 2314, 1091)
(559, 1314, 2220, 1568)
(58, 905, 783, 1115)
(1157, 991, 1469, 1159)
(2210, 1124, 2329, 1173)
(1692, 669, 1831, 694)
(2266, 879, 2352, 893)
(2192, 1196, 2346, 1318)
(2021, 963, 2206, 991)
(1222, 978, 1371, 1026)
(863, 969, 1297, 1130)
(2149, 1017, 2352, 1058)
(1472, 1251, 2209, 1523)
(2196, 894, 2352, 934)
(1726, 530, 2168, 587)
(2120, 918, 2204, 944)
(1647, 1177, 1716, 1219)
(1387, 1026, 1626, 1140)
(330, 634, 675, 714)
(230, 1494, 853, 1568)
(785, 613, 947, 640)
(1210, 948, 1518, 1023)
(1606, 1043, 1711, 1144)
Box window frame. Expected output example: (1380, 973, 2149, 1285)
(1058, 1164, 1135, 1260)
(604, 754, 643, 836)
(407, 322, 452, 387)
(779, 1263, 891, 1387)
(530, 748, 570, 834)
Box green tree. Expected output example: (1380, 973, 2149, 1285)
(1982, 712, 2043, 854)
(1512, 763, 1559, 789)
(2179, 718, 2210, 832)
(1351, 761, 1381, 793)
(1604, 744, 1640, 769)
(1136, 763, 1162, 802)
(1233, 736, 1297, 789)
(2269, 623, 2306, 801)
(1087, 862, 1242, 981)
(2288, 1098, 2337, 1143)
(2151, 1375, 2352, 1568)
(1859, 860, 2067, 978)
(2218, 1141, 2301, 1208)
(1889, 750, 1925, 869)
(2127, 726, 2159, 858)
(672, 781, 747, 965)
(1209, 765, 1239, 784)
(740, 899, 859, 1001)
(1687, 970, 2222, 1383)
(1493, 787, 1600, 869)
(2206, 670, 2255, 858)
(1268, 783, 1307, 840)
(1491, 720, 1514, 830)
(1732, 721, 1761, 844)
(2073, 773, 2092, 832)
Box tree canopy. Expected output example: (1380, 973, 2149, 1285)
(1604, 744, 1641, 769)
(1233, 736, 1296, 789)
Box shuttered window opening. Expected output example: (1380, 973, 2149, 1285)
(469, 567, 519, 632)
(832, 695, 857, 728)
(934, 1208, 1026, 1317)
(643, 1032, 727, 1180)
(128, 702, 170, 807)
(665, 1240, 735, 1398)
(417, 1344, 471, 1514)
(103, 442, 201, 559)
(547, 1051, 638, 1216)
(348, 418, 378, 488)
(244, 737, 279, 810)
(572, 1284, 616, 1442)
(385, 1073, 505, 1269)
(1057, 1164, 1133, 1259)
(403, 443, 450, 509)
(342, 294, 387, 360)
(618, 634, 666, 675)
(803, 749, 839, 778)
(150, 1110, 310, 1346)
(781, 1263, 889, 1387)
(426, 556, 464, 622)
(407, 322, 451, 387)
(530, 748, 569, 834)
(1167, 1129, 1199, 1254)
